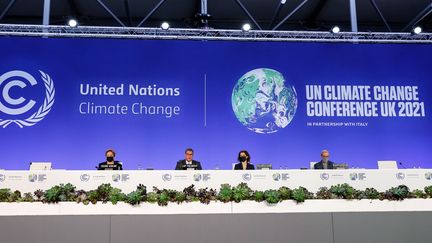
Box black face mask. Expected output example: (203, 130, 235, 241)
(239, 156, 247, 162)
(106, 157, 114, 162)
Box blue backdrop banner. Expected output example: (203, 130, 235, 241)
(0, 37, 430, 170)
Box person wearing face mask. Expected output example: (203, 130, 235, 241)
(234, 150, 255, 170)
(97, 149, 123, 170)
(314, 149, 334, 170)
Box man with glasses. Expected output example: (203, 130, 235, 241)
(314, 150, 334, 170)
(175, 148, 202, 170)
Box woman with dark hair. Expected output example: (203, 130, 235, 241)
(97, 149, 123, 170)
(234, 150, 255, 170)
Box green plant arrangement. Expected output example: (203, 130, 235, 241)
(383, 185, 411, 200)
(424, 185, 432, 197)
(197, 187, 217, 204)
(252, 190, 265, 202)
(0, 183, 431, 206)
(232, 183, 253, 203)
(315, 187, 333, 200)
(87, 190, 100, 204)
(75, 190, 89, 205)
(34, 189, 44, 201)
(109, 188, 127, 205)
(183, 184, 198, 202)
(174, 191, 187, 204)
(217, 184, 233, 203)
(22, 192, 35, 202)
(146, 191, 158, 204)
(0, 189, 24, 202)
(151, 187, 170, 206)
(278, 186, 292, 200)
(358, 188, 381, 200)
(0, 188, 12, 202)
(125, 184, 147, 205)
(291, 187, 313, 203)
(264, 189, 280, 204)
(330, 183, 357, 199)
(9, 190, 22, 202)
(411, 189, 427, 199)
(43, 183, 76, 203)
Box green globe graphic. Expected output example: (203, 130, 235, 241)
(231, 68, 297, 134)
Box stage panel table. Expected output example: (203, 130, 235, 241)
(0, 169, 431, 193)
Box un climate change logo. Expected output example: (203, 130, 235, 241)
(0, 70, 55, 128)
(231, 68, 297, 134)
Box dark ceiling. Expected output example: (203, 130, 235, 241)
(0, 0, 431, 32)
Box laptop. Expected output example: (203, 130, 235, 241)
(333, 163, 349, 169)
(256, 164, 272, 170)
(29, 162, 52, 170)
(378, 161, 398, 169)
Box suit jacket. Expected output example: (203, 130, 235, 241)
(234, 162, 255, 170)
(314, 160, 334, 170)
(175, 160, 202, 170)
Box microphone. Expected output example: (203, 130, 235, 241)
(399, 162, 407, 169)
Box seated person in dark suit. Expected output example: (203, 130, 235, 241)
(234, 150, 255, 170)
(314, 150, 334, 170)
(98, 149, 123, 170)
(175, 148, 202, 170)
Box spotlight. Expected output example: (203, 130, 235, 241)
(67, 19, 78, 28)
(242, 23, 251, 32)
(412, 26, 422, 34)
(161, 22, 170, 30)
(331, 26, 340, 34)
